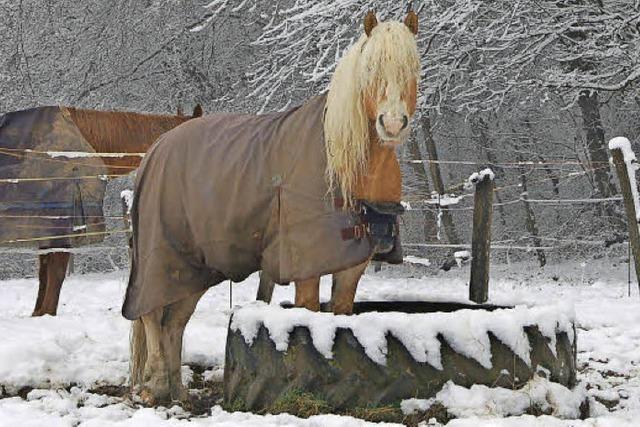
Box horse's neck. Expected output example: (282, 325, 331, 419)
(354, 134, 402, 203)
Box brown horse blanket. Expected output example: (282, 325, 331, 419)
(0, 107, 107, 248)
(123, 95, 374, 319)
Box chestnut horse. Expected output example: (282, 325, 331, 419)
(30, 105, 202, 316)
(127, 11, 420, 406)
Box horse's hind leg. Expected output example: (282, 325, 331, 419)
(33, 252, 70, 316)
(295, 277, 320, 311)
(140, 307, 170, 405)
(163, 290, 206, 404)
(329, 259, 369, 315)
(136, 291, 204, 406)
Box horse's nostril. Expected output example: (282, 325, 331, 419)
(378, 115, 385, 128)
(401, 115, 408, 130)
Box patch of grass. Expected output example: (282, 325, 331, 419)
(346, 405, 404, 423)
(270, 389, 332, 418)
(185, 364, 225, 416)
(228, 389, 457, 425)
(225, 398, 248, 413)
(402, 402, 455, 426)
(268, 394, 455, 426)
(190, 382, 225, 416)
(346, 401, 456, 426)
(88, 385, 128, 398)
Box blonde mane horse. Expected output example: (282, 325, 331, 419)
(259, 11, 421, 307)
(127, 11, 420, 406)
(324, 11, 420, 206)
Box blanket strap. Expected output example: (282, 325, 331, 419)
(341, 200, 401, 242)
(341, 222, 400, 241)
(341, 223, 369, 240)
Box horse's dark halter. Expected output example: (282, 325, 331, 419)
(341, 200, 404, 263)
(360, 201, 403, 253)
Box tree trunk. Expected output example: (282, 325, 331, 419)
(518, 156, 547, 267)
(420, 115, 460, 246)
(406, 132, 435, 243)
(577, 90, 617, 198)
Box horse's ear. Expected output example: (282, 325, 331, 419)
(364, 11, 378, 37)
(404, 10, 419, 35)
(192, 104, 203, 118)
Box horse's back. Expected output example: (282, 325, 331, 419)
(124, 106, 306, 319)
(134, 105, 310, 234)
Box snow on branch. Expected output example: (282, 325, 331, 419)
(193, 1, 640, 112)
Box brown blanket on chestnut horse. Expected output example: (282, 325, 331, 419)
(123, 95, 374, 320)
(0, 106, 108, 248)
(0, 106, 195, 249)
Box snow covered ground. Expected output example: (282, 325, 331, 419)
(1, 258, 640, 426)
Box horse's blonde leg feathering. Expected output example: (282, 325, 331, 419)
(129, 318, 147, 391)
(129, 291, 205, 406)
(164, 290, 205, 403)
(138, 308, 170, 404)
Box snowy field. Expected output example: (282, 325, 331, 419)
(1, 258, 640, 426)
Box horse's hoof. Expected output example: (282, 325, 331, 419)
(294, 303, 321, 312)
(31, 309, 56, 317)
(139, 388, 159, 406)
(138, 386, 176, 408)
(331, 306, 354, 315)
(171, 386, 192, 409)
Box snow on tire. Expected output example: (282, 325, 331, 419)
(223, 301, 577, 412)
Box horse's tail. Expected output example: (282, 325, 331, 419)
(129, 319, 147, 391)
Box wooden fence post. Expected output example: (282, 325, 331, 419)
(469, 170, 494, 303)
(609, 137, 640, 291)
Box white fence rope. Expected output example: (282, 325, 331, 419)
(0, 174, 127, 183)
(1, 148, 145, 158)
(404, 243, 557, 250)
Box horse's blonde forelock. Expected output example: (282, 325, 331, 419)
(324, 21, 420, 207)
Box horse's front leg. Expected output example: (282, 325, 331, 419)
(32, 254, 49, 316)
(163, 290, 206, 405)
(256, 271, 276, 303)
(294, 277, 321, 311)
(32, 252, 70, 316)
(329, 259, 370, 315)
